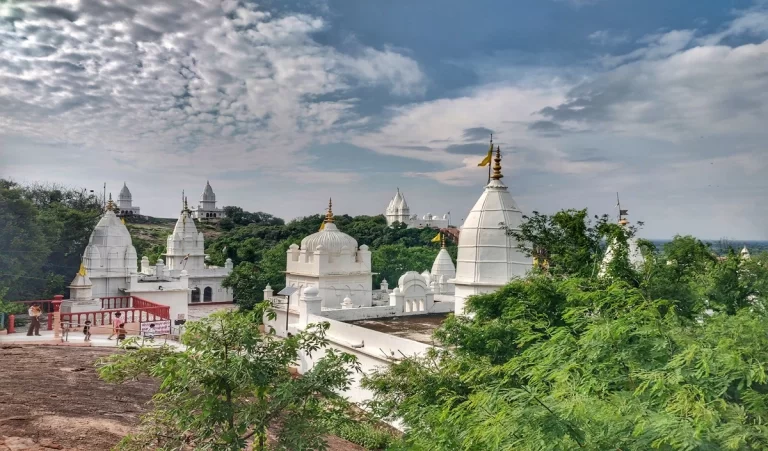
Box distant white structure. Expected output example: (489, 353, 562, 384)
(285, 199, 373, 310)
(741, 246, 751, 260)
(116, 182, 140, 217)
(451, 146, 531, 315)
(599, 213, 645, 277)
(425, 235, 456, 295)
(190, 181, 225, 220)
(385, 188, 449, 229)
(145, 197, 233, 304)
(82, 195, 138, 298)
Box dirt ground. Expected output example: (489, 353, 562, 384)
(0, 345, 364, 451)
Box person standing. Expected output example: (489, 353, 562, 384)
(108, 312, 123, 340)
(26, 304, 42, 336)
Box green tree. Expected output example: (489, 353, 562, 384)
(506, 209, 637, 278)
(371, 244, 439, 287)
(98, 310, 360, 450)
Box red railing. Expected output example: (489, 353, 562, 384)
(59, 295, 170, 327)
(101, 296, 132, 310)
(61, 306, 169, 328)
(11, 295, 170, 332)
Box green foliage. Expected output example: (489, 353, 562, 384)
(98, 310, 361, 451)
(372, 245, 439, 287)
(328, 421, 398, 450)
(506, 209, 640, 278)
(363, 210, 768, 451)
(0, 180, 102, 300)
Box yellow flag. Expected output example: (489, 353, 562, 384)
(478, 149, 492, 167)
(121, 217, 126, 225)
(431, 232, 441, 243)
(78, 263, 87, 277)
(319, 222, 325, 231)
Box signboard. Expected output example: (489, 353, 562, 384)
(140, 320, 171, 335)
(177, 314, 185, 320)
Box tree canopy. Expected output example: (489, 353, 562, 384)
(98, 310, 360, 450)
(363, 209, 768, 451)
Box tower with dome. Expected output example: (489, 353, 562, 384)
(82, 195, 139, 297)
(116, 182, 140, 217)
(450, 146, 532, 315)
(190, 180, 226, 220)
(385, 188, 449, 229)
(285, 199, 373, 310)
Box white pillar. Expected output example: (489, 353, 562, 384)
(263, 284, 273, 300)
(298, 286, 322, 327)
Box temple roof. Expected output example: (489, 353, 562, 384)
(118, 182, 131, 201)
(300, 199, 359, 254)
(201, 180, 216, 202)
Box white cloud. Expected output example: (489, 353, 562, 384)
(0, 0, 425, 178)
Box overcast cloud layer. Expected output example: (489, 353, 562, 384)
(1, 0, 767, 239)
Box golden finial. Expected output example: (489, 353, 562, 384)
(105, 193, 115, 211)
(441, 233, 446, 248)
(324, 198, 334, 223)
(491, 145, 503, 180)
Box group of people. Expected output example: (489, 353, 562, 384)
(26, 305, 155, 344)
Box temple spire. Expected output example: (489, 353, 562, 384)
(105, 193, 115, 211)
(441, 232, 446, 248)
(491, 145, 503, 181)
(325, 198, 334, 223)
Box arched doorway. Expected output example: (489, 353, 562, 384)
(204, 286, 213, 302)
(191, 287, 200, 302)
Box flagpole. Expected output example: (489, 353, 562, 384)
(487, 134, 493, 185)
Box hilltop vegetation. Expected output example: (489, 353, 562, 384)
(0, 180, 454, 305)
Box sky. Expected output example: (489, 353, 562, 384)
(1, 0, 767, 240)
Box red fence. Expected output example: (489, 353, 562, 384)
(11, 295, 170, 331)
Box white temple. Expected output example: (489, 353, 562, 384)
(116, 182, 140, 217)
(149, 197, 233, 303)
(741, 246, 751, 260)
(82, 195, 138, 298)
(599, 213, 644, 277)
(190, 181, 225, 220)
(427, 235, 456, 295)
(451, 146, 531, 315)
(285, 199, 373, 310)
(385, 188, 449, 229)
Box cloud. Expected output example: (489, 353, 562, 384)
(0, 0, 426, 179)
(462, 127, 494, 141)
(527, 120, 567, 137)
(588, 30, 630, 46)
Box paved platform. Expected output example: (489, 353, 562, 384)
(0, 330, 185, 350)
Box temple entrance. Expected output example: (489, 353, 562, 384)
(191, 287, 200, 302)
(204, 287, 213, 302)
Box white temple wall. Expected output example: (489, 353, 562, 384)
(188, 277, 233, 303)
(128, 288, 189, 322)
(285, 274, 373, 309)
(90, 276, 130, 298)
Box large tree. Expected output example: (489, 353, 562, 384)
(363, 210, 768, 451)
(98, 310, 360, 450)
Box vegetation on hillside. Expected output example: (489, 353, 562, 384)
(0, 180, 103, 300)
(362, 210, 768, 450)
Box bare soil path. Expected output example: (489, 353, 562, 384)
(0, 345, 364, 451)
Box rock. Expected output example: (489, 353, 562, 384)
(38, 439, 63, 449)
(3, 436, 37, 450)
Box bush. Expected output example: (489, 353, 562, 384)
(330, 421, 398, 450)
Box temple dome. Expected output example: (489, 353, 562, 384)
(301, 223, 358, 255)
(201, 180, 216, 202)
(118, 182, 132, 201)
(431, 248, 456, 279)
(454, 178, 530, 285)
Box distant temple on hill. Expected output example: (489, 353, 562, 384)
(385, 188, 449, 229)
(190, 181, 226, 220)
(116, 182, 140, 217)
